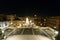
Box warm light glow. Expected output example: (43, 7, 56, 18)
(54, 26, 56, 28)
(20, 24, 21, 27)
(11, 22, 13, 24)
(30, 20, 32, 23)
(26, 17, 29, 25)
(55, 30, 58, 35)
(2, 30, 4, 33)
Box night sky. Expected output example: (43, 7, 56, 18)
(0, 0, 60, 16)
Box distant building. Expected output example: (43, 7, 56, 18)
(47, 16, 60, 29)
(6, 14, 16, 21)
(0, 14, 16, 29)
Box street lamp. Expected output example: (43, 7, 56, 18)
(2, 30, 4, 33)
(34, 14, 37, 17)
(1, 22, 5, 39)
(2, 30, 5, 39)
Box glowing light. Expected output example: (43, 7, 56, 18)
(54, 26, 56, 28)
(30, 20, 32, 23)
(34, 15, 37, 17)
(55, 31, 58, 35)
(26, 17, 29, 25)
(20, 24, 21, 27)
(2, 30, 4, 33)
(11, 22, 13, 24)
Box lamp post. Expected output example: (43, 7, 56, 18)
(2, 29, 5, 39)
(1, 21, 5, 39)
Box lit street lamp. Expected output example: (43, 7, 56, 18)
(2, 30, 5, 39)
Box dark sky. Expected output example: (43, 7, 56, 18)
(0, 0, 60, 16)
